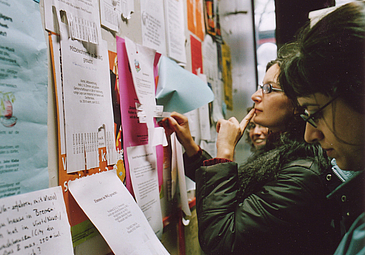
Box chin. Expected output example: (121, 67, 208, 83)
(252, 116, 265, 126)
(336, 158, 363, 172)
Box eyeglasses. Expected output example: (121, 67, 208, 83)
(259, 84, 283, 94)
(300, 96, 338, 128)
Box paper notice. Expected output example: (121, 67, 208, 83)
(0, 186, 73, 255)
(69, 170, 169, 255)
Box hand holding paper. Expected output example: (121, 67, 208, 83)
(159, 112, 200, 158)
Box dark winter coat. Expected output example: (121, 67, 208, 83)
(325, 168, 365, 255)
(184, 133, 339, 255)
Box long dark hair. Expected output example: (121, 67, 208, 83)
(280, 1, 365, 113)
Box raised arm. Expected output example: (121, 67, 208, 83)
(215, 108, 255, 160)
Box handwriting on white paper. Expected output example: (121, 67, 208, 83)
(0, 186, 73, 255)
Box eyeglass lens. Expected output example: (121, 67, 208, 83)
(299, 96, 338, 129)
(259, 84, 282, 94)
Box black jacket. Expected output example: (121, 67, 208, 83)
(184, 135, 339, 255)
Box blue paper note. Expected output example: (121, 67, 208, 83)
(0, 0, 48, 197)
(156, 56, 214, 114)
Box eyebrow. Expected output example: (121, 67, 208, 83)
(263, 81, 282, 89)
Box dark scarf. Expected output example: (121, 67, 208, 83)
(237, 132, 330, 201)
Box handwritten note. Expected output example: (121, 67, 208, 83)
(0, 186, 74, 255)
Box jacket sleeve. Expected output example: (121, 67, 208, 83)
(183, 149, 212, 182)
(195, 161, 329, 254)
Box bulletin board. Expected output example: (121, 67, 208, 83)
(0, 0, 249, 254)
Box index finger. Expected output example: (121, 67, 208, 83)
(239, 108, 255, 131)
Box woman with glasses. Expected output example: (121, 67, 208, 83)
(160, 50, 339, 254)
(279, 2, 365, 254)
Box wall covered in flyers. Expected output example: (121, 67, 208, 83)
(0, 0, 258, 254)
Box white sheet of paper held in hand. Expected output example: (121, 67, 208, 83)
(68, 170, 169, 255)
(0, 186, 74, 255)
(127, 145, 164, 238)
(125, 37, 165, 146)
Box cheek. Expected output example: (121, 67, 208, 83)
(276, 97, 294, 111)
(249, 130, 254, 139)
(255, 97, 294, 128)
(270, 101, 294, 121)
(330, 108, 365, 145)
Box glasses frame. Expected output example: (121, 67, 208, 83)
(259, 83, 283, 94)
(300, 96, 338, 128)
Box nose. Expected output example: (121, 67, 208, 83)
(251, 88, 262, 103)
(253, 125, 262, 136)
(304, 123, 324, 143)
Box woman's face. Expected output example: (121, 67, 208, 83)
(298, 93, 365, 171)
(248, 122, 269, 150)
(251, 64, 295, 133)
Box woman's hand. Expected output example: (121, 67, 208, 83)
(216, 109, 255, 160)
(159, 112, 200, 157)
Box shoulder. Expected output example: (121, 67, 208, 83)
(275, 159, 328, 196)
(262, 133, 330, 170)
(282, 159, 322, 175)
(241, 159, 329, 226)
(275, 137, 331, 178)
(328, 170, 365, 231)
(334, 212, 365, 255)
